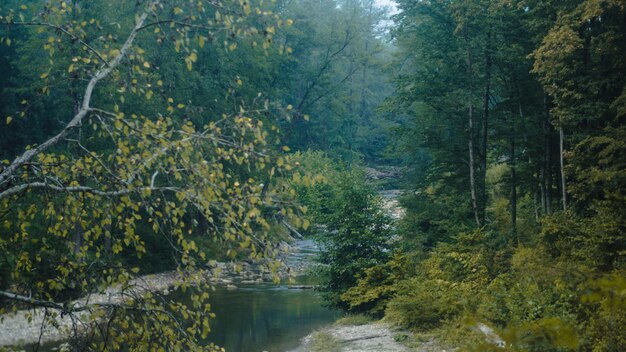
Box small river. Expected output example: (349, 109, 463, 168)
(34, 239, 336, 352)
(172, 239, 339, 351)
(175, 284, 338, 352)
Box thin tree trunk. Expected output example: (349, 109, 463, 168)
(71, 0, 83, 257)
(360, 1, 372, 121)
(540, 165, 546, 214)
(465, 26, 480, 226)
(469, 106, 480, 226)
(511, 125, 517, 238)
(510, 100, 524, 241)
(559, 126, 567, 211)
(543, 94, 553, 214)
(480, 31, 492, 225)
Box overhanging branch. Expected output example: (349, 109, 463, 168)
(0, 1, 156, 189)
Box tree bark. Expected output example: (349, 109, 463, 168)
(465, 26, 480, 226)
(469, 103, 480, 226)
(480, 31, 492, 226)
(543, 93, 553, 214)
(559, 126, 567, 211)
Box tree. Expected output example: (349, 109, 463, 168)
(295, 155, 392, 310)
(0, 1, 303, 350)
(274, 0, 393, 161)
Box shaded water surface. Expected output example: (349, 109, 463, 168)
(34, 240, 336, 352)
(194, 285, 338, 352)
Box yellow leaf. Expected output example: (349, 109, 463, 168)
(177, 103, 186, 109)
(6, 116, 13, 125)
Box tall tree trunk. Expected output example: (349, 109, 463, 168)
(469, 104, 480, 226)
(70, 0, 83, 257)
(465, 26, 480, 226)
(559, 126, 567, 211)
(543, 93, 553, 214)
(347, 55, 355, 151)
(511, 125, 517, 238)
(479, 31, 492, 226)
(360, 1, 372, 121)
(510, 99, 523, 241)
(539, 164, 546, 214)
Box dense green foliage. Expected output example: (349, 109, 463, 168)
(292, 151, 393, 310)
(0, 0, 393, 350)
(1, 0, 624, 351)
(337, 0, 626, 351)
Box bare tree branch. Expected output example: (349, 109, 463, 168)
(0, 1, 155, 189)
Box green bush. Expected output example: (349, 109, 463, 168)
(385, 277, 465, 329)
(292, 151, 393, 310)
(341, 253, 409, 316)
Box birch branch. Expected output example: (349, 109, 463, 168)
(0, 1, 156, 188)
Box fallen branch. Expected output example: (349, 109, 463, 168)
(341, 334, 384, 343)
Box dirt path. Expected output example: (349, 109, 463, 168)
(293, 322, 410, 352)
(326, 323, 411, 352)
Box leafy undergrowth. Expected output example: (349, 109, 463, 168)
(335, 314, 374, 326)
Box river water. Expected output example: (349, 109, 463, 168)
(198, 239, 338, 352)
(170, 239, 339, 351)
(178, 284, 338, 352)
(29, 240, 336, 352)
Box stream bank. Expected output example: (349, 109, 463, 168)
(293, 322, 411, 352)
(0, 239, 321, 349)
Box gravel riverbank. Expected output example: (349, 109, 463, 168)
(0, 240, 313, 348)
(299, 322, 411, 352)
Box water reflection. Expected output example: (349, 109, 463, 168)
(195, 285, 338, 352)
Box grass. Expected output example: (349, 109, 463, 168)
(308, 330, 342, 352)
(335, 313, 374, 326)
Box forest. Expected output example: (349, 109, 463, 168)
(0, 0, 624, 351)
